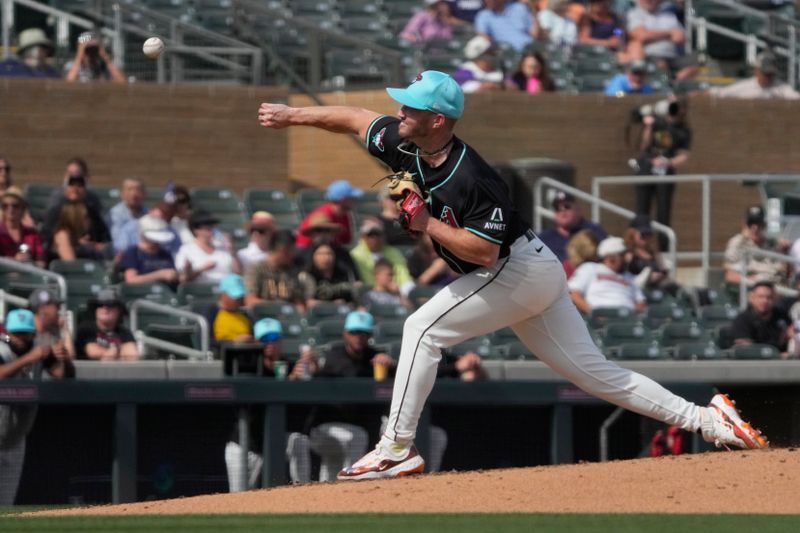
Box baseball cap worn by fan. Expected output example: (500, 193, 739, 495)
(29, 288, 60, 311)
(6, 309, 35, 334)
(139, 214, 175, 244)
(755, 52, 779, 76)
(344, 310, 374, 334)
(464, 36, 493, 60)
(552, 191, 575, 208)
(326, 180, 363, 202)
(254, 318, 282, 343)
(360, 217, 384, 236)
(386, 70, 465, 119)
(301, 212, 343, 236)
(597, 236, 627, 258)
(746, 205, 765, 226)
(629, 214, 653, 234)
(219, 274, 246, 300)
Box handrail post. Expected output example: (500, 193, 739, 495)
(129, 299, 211, 356)
(591, 178, 600, 223)
(599, 406, 625, 462)
(696, 17, 707, 55)
(308, 31, 322, 91)
(702, 176, 711, 286)
(112, 2, 125, 71)
(789, 24, 798, 90)
(685, 0, 694, 54)
(534, 179, 544, 233)
(746, 34, 758, 66)
(1, 0, 12, 60)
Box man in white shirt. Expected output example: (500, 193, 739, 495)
(708, 52, 799, 100)
(568, 236, 647, 313)
(627, 0, 696, 79)
(237, 211, 274, 268)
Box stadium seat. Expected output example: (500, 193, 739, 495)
(312, 318, 346, 345)
(588, 307, 636, 329)
(448, 337, 492, 358)
(615, 342, 667, 360)
(272, 211, 302, 229)
(490, 327, 518, 345)
(644, 303, 691, 328)
(305, 301, 352, 325)
(575, 73, 611, 93)
(296, 188, 327, 216)
(698, 304, 739, 328)
(601, 321, 654, 347)
(673, 342, 725, 360)
(730, 343, 780, 360)
(177, 283, 221, 306)
(498, 340, 536, 360)
(409, 285, 440, 308)
(249, 301, 299, 320)
(366, 303, 410, 321)
(143, 323, 201, 359)
(373, 319, 405, 344)
(50, 259, 109, 283)
(65, 280, 107, 313)
(93, 187, 121, 211)
(119, 282, 177, 305)
(243, 188, 298, 215)
(659, 321, 713, 347)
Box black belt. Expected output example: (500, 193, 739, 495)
(524, 229, 536, 242)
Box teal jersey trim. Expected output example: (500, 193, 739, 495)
(429, 145, 467, 192)
(415, 149, 426, 187)
(466, 227, 503, 244)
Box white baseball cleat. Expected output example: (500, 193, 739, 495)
(701, 393, 769, 450)
(337, 443, 425, 481)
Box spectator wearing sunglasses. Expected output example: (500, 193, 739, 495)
(75, 288, 139, 361)
(176, 210, 239, 284)
(539, 192, 608, 264)
(41, 157, 110, 256)
(0, 187, 44, 267)
(237, 211, 275, 269)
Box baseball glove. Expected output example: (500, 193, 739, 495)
(383, 171, 427, 230)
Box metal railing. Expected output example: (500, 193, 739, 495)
(129, 299, 211, 361)
(534, 177, 678, 275)
(591, 174, 800, 285)
(0, 257, 67, 306)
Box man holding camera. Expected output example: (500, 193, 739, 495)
(64, 31, 126, 84)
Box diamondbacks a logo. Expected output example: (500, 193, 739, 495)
(484, 206, 506, 231)
(490, 207, 504, 222)
(372, 127, 386, 152)
(439, 206, 459, 227)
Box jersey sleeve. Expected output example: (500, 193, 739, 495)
(365, 115, 406, 170)
(461, 179, 513, 245)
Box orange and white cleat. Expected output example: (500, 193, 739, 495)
(701, 393, 769, 450)
(337, 443, 425, 481)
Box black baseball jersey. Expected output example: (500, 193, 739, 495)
(366, 115, 528, 274)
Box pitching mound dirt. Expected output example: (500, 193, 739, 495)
(34, 448, 800, 515)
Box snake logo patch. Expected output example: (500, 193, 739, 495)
(372, 127, 386, 152)
(440, 206, 459, 227)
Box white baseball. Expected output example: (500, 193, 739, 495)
(142, 37, 165, 59)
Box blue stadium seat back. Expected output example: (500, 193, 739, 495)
(499, 340, 536, 361)
(373, 319, 405, 344)
(409, 285, 440, 308)
(659, 321, 713, 346)
(305, 301, 353, 325)
(249, 301, 299, 320)
(615, 341, 667, 360)
(177, 282, 221, 305)
(731, 343, 780, 360)
(313, 318, 347, 345)
(448, 336, 492, 358)
(673, 341, 724, 361)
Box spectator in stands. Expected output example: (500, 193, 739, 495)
(708, 52, 799, 100)
(535, 0, 579, 49)
(176, 210, 239, 284)
(244, 229, 313, 312)
(350, 218, 413, 293)
(115, 202, 180, 258)
(539, 191, 608, 262)
(508, 50, 555, 93)
(563, 228, 600, 278)
(75, 288, 139, 361)
(299, 242, 360, 306)
(724, 206, 790, 290)
(579, 0, 626, 55)
(633, 96, 691, 251)
(296, 180, 361, 248)
(731, 281, 790, 354)
(399, 0, 455, 44)
(49, 201, 107, 262)
(362, 258, 410, 309)
(237, 211, 275, 269)
(64, 31, 126, 84)
(568, 236, 647, 314)
(0, 28, 60, 79)
(447, 0, 484, 23)
(452, 36, 505, 93)
(42, 158, 110, 254)
(439, 350, 488, 382)
(169, 185, 194, 245)
(623, 214, 678, 294)
(29, 288, 75, 360)
(120, 214, 178, 288)
(475, 0, 536, 52)
(407, 234, 457, 287)
(378, 187, 416, 246)
(626, 0, 697, 80)
(604, 60, 653, 96)
(224, 318, 313, 489)
(203, 274, 253, 345)
(0, 187, 44, 267)
(110, 178, 146, 253)
(297, 212, 359, 281)
(306, 311, 392, 481)
(0, 308, 73, 506)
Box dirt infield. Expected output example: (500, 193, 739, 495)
(35, 449, 800, 515)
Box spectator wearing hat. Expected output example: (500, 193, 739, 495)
(452, 36, 504, 94)
(350, 218, 413, 291)
(535, 0, 578, 49)
(296, 212, 359, 282)
(0, 28, 59, 78)
(508, 50, 555, 93)
(64, 30, 126, 84)
(0, 308, 72, 505)
(29, 288, 75, 360)
(75, 289, 139, 361)
(623, 214, 678, 294)
(115, 202, 181, 258)
(730, 281, 791, 355)
(202, 274, 253, 346)
(244, 229, 314, 312)
(0, 186, 44, 267)
(539, 192, 608, 264)
(176, 210, 239, 284)
(568, 236, 646, 314)
(120, 214, 178, 287)
(708, 52, 799, 100)
(474, 0, 536, 52)
(579, 0, 626, 55)
(299, 242, 361, 306)
(110, 178, 147, 253)
(725, 206, 790, 290)
(295, 180, 362, 248)
(604, 60, 653, 96)
(224, 317, 314, 490)
(399, 1, 456, 44)
(237, 211, 275, 269)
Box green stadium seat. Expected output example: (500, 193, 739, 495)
(119, 282, 177, 305)
(177, 283, 221, 306)
(409, 285, 439, 308)
(601, 321, 654, 347)
(312, 318, 346, 345)
(615, 342, 667, 360)
(490, 327, 518, 345)
(249, 301, 299, 320)
(272, 212, 302, 229)
(448, 337, 492, 358)
(673, 342, 724, 360)
(373, 319, 405, 344)
(659, 321, 713, 347)
(698, 305, 739, 328)
(296, 188, 327, 216)
(588, 307, 636, 329)
(65, 280, 107, 313)
(144, 323, 201, 359)
(305, 301, 352, 325)
(730, 344, 780, 360)
(366, 303, 410, 321)
(50, 259, 109, 283)
(644, 303, 691, 328)
(93, 187, 121, 210)
(243, 188, 298, 215)
(498, 340, 536, 360)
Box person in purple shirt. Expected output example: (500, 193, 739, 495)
(474, 0, 536, 52)
(400, 0, 455, 44)
(539, 191, 609, 262)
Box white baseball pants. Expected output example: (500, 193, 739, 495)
(225, 431, 311, 490)
(0, 438, 25, 505)
(309, 422, 369, 482)
(382, 236, 703, 448)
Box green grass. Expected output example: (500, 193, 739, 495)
(1, 514, 799, 533)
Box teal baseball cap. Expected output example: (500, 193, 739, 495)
(254, 318, 282, 343)
(6, 309, 35, 333)
(344, 310, 374, 334)
(386, 71, 464, 119)
(219, 274, 246, 300)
